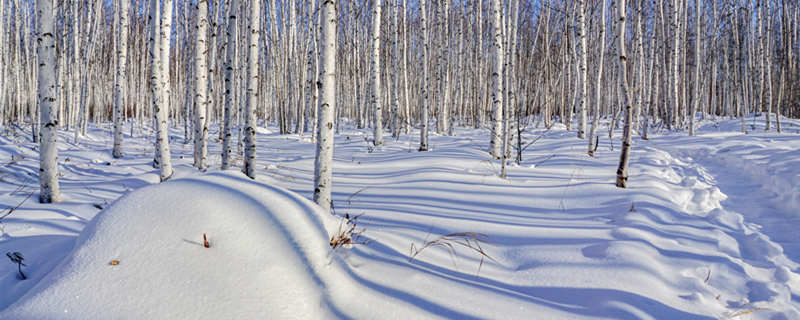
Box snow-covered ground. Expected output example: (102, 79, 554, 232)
(0, 114, 798, 319)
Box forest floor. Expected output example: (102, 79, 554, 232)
(0, 114, 798, 319)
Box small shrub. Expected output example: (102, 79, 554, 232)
(330, 213, 367, 250)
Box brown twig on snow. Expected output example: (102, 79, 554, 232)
(0, 188, 35, 221)
(409, 232, 497, 276)
(726, 300, 767, 319)
(727, 306, 764, 318)
(330, 213, 367, 249)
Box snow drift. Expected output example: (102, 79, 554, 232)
(2, 116, 800, 319)
(1, 172, 342, 319)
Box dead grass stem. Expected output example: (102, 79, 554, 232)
(409, 231, 497, 276)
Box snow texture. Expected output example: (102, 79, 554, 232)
(0, 114, 799, 319)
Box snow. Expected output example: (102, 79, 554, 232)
(1, 115, 799, 319)
(2, 172, 341, 319)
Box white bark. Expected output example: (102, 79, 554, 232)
(577, 0, 587, 139)
(303, 0, 319, 137)
(113, 0, 129, 158)
(776, 68, 784, 133)
(402, 0, 410, 134)
(153, 0, 174, 182)
(208, 0, 220, 138)
(56, 5, 66, 127)
(221, 0, 237, 170)
(690, 0, 700, 136)
(418, 0, 429, 151)
(635, 2, 645, 132)
(391, 0, 400, 138)
(616, 0, 633, 188)
(313, 0, 337, 212)
(475, 0, 484, 129)
(149, 0, 161, 164)
(437, 1, 451, 135)
(69, 3, 79, 133)
(0, 0, 4, 125)
(505, 0, 519, 156)
(194, 0, 210, 169)
(38, 0, 60, 203)
(588, 0, 607, 156)
(243, 0, 259, 179)
(372, 0, 383, 146)
(489, 0, 503, 159)
(763, 0, 773, 131)
(757, 0, 768, 130)
(287, 0, 298, 134)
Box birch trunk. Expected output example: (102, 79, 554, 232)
(313, 0, 337, 211)
(221, 0, 237, 170)
(763, 1, 773, 131)
(577, 0, 588, 139)
(0, 0, 4, 125)
(588, 0, 607, 156)
(372, 0, 383, 146)
(0, 0, 5, 127)
(391, 0, 400, 138)
(303, 0, 319, 137)
(242, 0, 259, 179)
(690, 0, 700, 136)
(616, 0, 633, 188)
(194, 0, 210, 169)
(113, 0, 129, 158)
(475, 0, 485, 129)
(670, 0, 680, 130)
(506, 0, 519, 154)
(149, 0, 161, 166)
(758, 0, 769, 130)
(402, 0, 411, 134)
(208, 0, 220, 137)
(439, 1, 451, 135)
(419, 0, 429, 151)
(153, 0, 174, 182)
(38, 0, 60, 203)
(489, 0, 503, 159)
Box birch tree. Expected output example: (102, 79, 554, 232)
(112, 0, 130, 158)
(303, 0, 320, 138)
(670, 0, 681, 130)
(616, 0, 633, 188)
(2, 0, 798, 167)
(588, 0, 607, 156)
(313, 0, 337, 212)
(221, 0, 237, 170)
(577, 0, 588, 139)
(489, 0, 503, 159)
(38, 0, 60, 203)
(690, 0, 700, 136)
(391, 0, 400, 138)
(418, 0, 429, 152)
(763, 0, 773, 131)
(371, 0, 383, 146)
(242, 0, 259, 179)
(194, 0, 210, 169)
(402, 0, 411, 134)
(152, 0, 174, 182)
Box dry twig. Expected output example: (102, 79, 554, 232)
(409, 232, 497, 276)
(330, 213, 368, 249)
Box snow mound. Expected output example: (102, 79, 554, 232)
(1, 172, 340, 319)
